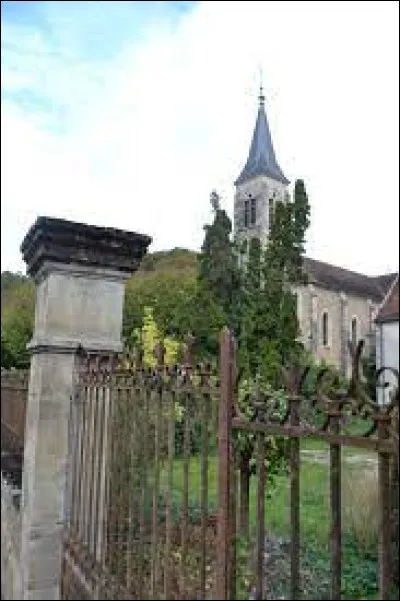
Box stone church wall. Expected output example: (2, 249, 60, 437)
(296, 284, 377, 375)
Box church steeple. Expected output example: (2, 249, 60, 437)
(235, 88, 289, 186)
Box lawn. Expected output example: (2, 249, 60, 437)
(163, 438, 375, 542)
(159, 438, 392, 599)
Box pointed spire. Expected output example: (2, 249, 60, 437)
(235, 84, 289, 186)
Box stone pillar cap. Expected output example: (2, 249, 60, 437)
(21, 216, 152, 278)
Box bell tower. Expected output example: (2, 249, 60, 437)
(234, 86, 289, 247)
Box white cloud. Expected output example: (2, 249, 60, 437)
(1, 0, 399, 275)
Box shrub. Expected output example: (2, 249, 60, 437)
(301, 358, 348, 399)
(174, 418, 202, 456)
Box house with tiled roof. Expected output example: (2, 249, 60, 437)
(375, 275, 399, 404)
(233, 87, 397, 375)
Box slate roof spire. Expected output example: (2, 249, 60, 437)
(235, 86, 289, 186)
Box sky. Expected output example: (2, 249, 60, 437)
(1, 0, 399, 276)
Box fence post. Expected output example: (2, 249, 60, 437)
(329, 402, 342, 600)
(19, 217, 150, 600)
(377, 415, 392, 600)
(289, 395, 300, 600)
(217, 328, 235, 600)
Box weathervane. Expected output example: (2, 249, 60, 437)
(258, 64, 265, 106)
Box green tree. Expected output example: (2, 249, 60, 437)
(123, 269, 225, 360)
(1, 334, 16, 369)
(123, 271, 198, 346)
(234, 179, 311, 534)
(198, 190, 241, 332)
(1, 277, 35, 368)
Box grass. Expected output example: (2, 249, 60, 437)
(162, 438, 377, 543)
(265, 452, 329, 539)
(342, 468, 379, 553)
(159, 437, 391, 599)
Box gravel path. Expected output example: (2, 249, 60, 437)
(300, 449, 377, 470)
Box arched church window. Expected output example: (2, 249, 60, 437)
(244, 200, 250, 227)
(351, 317, 357, 347)
(269, 198, 274, 222)
(250, 197, 257, 225)
(322, 311, 329, 347)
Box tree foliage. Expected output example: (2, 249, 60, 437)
(237, 180, 310, 384)
(1, 276, 35, 369)
(197, 191, 241, 332)
(132, 306, 180, 367)
(1, 248, 224, 369)
(123, 247, 225, 360)
(197, 182, 311, 533)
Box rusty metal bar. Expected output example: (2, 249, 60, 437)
(181, 388, 191, 599)
(83, 383, 95, 546)
(329, 407, 342, 600)
(164, 387, 175, 599)
(255, 434, 266, 600)
(77, 385, 89, 540)
(217, 328, 235, 601)
(126, 382, 136, 594)
(150, 387, 162, 598)
(139, 385, 150, 600)
(290, 397, 300, 600)
(116, 385, 127, 582)
(107, 380, 119, 571)
(229, 454, 238, 601)
(109, 383, 119, 574)
(70, 385, 82, 533)
(378, 417, 392, 600)
(230, 457, 239, 601)
(102, 382, 113, 570)
(96, 383, 109, 567)
(92, 382, 104, 561)
(125, 380, 134, 587)
(66, 386, 76, 532)
(199, 392, 210, 599)
(87, 383, 100, 554)
(232, 418, 395, 452)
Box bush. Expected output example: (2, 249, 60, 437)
(174, 418, 202, 456)
(236, 377, 289, 483)
(300, 359, 349, 399)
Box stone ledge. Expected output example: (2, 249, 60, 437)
(27, 338, 123, 355)
(21, 217, 152, 278)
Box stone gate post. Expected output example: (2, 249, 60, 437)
(19, 217, 151, 600)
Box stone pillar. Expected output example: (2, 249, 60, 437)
(19, 217, 151, 600)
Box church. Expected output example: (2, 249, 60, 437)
(233, 87, 397, 376)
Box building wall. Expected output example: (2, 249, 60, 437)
(376, 320, 399, 404)
(296, 284, 378, 374)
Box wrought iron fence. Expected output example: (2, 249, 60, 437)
(62, 341, 220, 600)
(0, 369, 29, 455)
(218, 330, 399, 600)
(61, 332, 399, 600)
